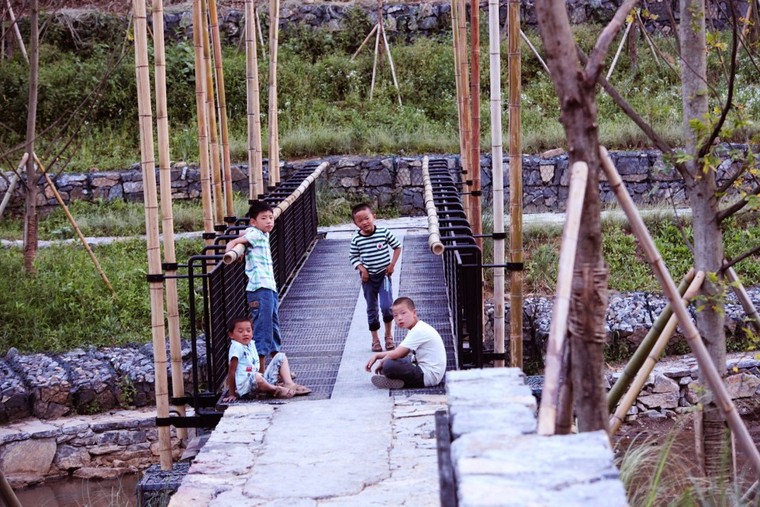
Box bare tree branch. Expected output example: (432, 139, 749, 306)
(723, 243, 760, 271)
(718, 184, 760, 222)
(663, 0, 681, 57)
(585, 0, 641, 84)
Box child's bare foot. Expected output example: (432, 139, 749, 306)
(272, 386, 295, 399)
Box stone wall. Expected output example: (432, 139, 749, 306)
(1, 148, 746, 216)
(445, 368, 628, 505)
(0, 408, 185, 487)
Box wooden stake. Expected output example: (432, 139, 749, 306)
(192, 0, 214, 241)
(380, 22, 402, 106)
(255, 4, 264, 48)
(599, 146, 760, 479)
(488, 0, 505, 367)
(507, 0, 523, 369)
(609, 271, 705, 435)
(152, 0, 187, 441)
(35, 154, 115, 296)
(132, 0, 173, 471)
(606, 20, 633, 81)
(268, 0, 281, 187)
(0, 155, 25, 218)
(422, 156, 445, 255)
(4, 0, 27, 64)
(351, 23, 378, 60)
(369, 16, 381, 100)
(245, 0, 264, 199)
(537, 161, 588, 436)
(208, 0, 234, 218)
(520, 30, 550, 74)
(200, 0, 224, 227)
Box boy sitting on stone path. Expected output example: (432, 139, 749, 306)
(223, 317, 310, 401)
(349, 203, 402, 353)
(365, 297, 447, 389)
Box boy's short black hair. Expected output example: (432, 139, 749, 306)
(351, 202, 373, 218)
(246, 200, 274, 219)
(392, 297, 415, 311)
(228, 317, 252, 334)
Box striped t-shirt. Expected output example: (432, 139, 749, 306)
(243, 226, 277, 292)
(349, 226, 401, 275)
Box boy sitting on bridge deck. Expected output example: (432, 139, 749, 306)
(365, 297, 446, 389)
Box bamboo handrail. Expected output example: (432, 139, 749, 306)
(0, 154, 26, 218)
(132, 0, 173, 470)
(421, 156, 445, 255)
(192, 0, 214, 241)
(600, 146, 760, 479)
(245, 0, 264, 199)
(152, 0, 187, 441)
(536, 161, 588, 436)
(607, 269, 695, 412)
(272, 161, 328, 220)
(507, 0, 523, 369)
(609, 271, 705, 435)
(34, 154, 115, 295)
(208, 0, 234, 218)
(488, 0, 505, 366)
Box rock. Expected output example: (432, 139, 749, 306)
(651, 374, 679, 394)
(724, 373, 760, 399)
(0, 439, 56, 475)
(638, 391, 679, 410)
(54, 445, 91, 470)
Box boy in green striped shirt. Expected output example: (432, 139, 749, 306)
(349, 203, 402, 352)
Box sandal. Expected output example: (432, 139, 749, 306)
(384, 336, 395, 351)
(283, 383, 312, 396)
(371, 341, 382, 352)
(273, 386, 295, 399)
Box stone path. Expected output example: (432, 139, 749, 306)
(169, 225, 446, 506)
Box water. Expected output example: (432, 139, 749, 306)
(14, 474, 139, 507)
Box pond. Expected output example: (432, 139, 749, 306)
(14, 473, 139, 507)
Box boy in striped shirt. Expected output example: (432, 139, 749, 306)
(349, 203, 402, 352)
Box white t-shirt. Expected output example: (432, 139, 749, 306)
(229, 340, 259, 395)
(397, 320, 447, 386)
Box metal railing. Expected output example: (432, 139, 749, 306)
(177, 162, 323, 419)
(426, 158, 485, 368)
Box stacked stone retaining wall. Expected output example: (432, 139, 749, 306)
(1, 147, 748, 215)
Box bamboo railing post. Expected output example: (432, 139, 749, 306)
(208, 0, 234, 220)
(507, 0, 523, 369)
(192, 0, 214, 242)
(0, 154, 26, 218)
(34, 154, 115, 295)
(422, 156, 445, 255)
(200, 0, 224, 227)
(267, 0, 281, 188)
(726, 267, 760, 335)
(536, 161, 588, 435)
(487, 0, 505, 367)
(153, 0, 187, 441)
(245, 0, 264, 199)
(450, 0, 468, 195)
(609, 271, 706, 435)
(607, 269, 695, 412)
(132, 0, 173, 471)
(457, 0, 472, 222)
(599, 146, 760, 479)
(469, 0, 482, 247)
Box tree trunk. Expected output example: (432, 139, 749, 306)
(23, 0, 39, 274)
(680, 0, 730, 479)
(534, 0, 609, 432)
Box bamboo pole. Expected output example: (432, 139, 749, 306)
(369, 15, 381, 100)
(208, 0, 234, 219)
(469, 0, 483, 247)
(268, 0, 281, 187)
(599, 146, 760, 479)
(0, 468, 21, 507)
(520, 30, 550, 74)
(193, 0, 214, 242)
(456, 0, 472, 222)
(153, 0, 187, 441)
(421, 156, 445, 255)
(4, 0, 27, 64)
(536, 161, 588, 436)
(507, 0, 523, 369)
(488, 0, 505, 367)
(726, 266, 760, 335)
(34, 154, 115, 296)
(245, 0, 264, 199)
(351, 23, 378, 60)
(450, 0, 468, 191)
(255, 4, 264, 47)
(132, 0, 173, 471)
(637, 12, 660, 65)
(606, 20, 633, 81)
(0, 154, 25, 218)
(609, 271, 706, 435)
(380, 21, 402, 107)
(607, 269, 695, 412)
(201, 0, 224, 227)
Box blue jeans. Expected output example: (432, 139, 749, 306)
(362, 272, 393, 332)
(247, 288, 282, 357)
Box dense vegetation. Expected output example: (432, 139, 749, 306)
(2, 9, 759, 172)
